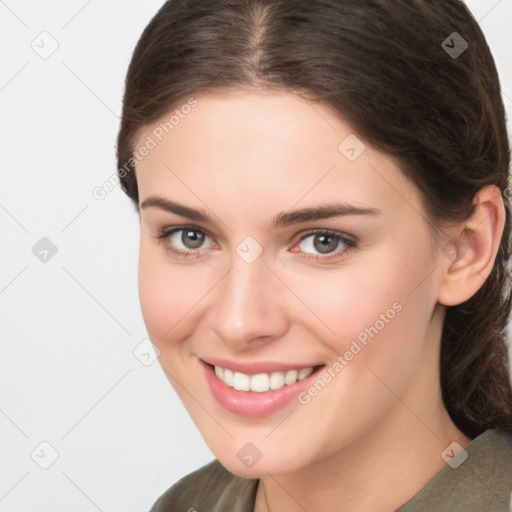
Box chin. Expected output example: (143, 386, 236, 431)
(216, 451, 301, 479)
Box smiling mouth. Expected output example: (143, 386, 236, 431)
(205, 363, 325, 393)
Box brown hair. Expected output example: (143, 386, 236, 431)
(117, 0, 512, 439)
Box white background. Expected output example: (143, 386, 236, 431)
(1, 1, 511, 511)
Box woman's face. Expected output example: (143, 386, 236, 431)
(135, 91, 451, 477)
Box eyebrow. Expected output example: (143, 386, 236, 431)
(140, 196, 380, 229)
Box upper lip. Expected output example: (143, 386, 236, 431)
(200, 357, 324, 375)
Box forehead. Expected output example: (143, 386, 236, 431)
(134, 91, 421, 221)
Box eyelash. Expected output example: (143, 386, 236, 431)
(154, 226, 358, 261)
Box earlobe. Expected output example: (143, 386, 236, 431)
(437, 185, 505, 306)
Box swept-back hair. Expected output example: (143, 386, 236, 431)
(117, 0, 512, 438)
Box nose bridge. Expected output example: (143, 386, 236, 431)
(210, 254, 287, 346)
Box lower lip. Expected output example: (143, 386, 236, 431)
(200, 360, 325, 417)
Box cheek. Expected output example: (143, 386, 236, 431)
(287, 243, 435, 362)
(286, 264, 402, 339)
(137, 244, 208, 344)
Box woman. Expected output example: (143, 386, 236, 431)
(116, 1, 512, 510)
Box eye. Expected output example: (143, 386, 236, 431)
(156, 226, 216, 256)
(170, 228, 210, 249)
(293, 229, 357, 258)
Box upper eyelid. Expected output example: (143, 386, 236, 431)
(158, 225, 352, 239)
(158, 225, 211, 237)
(297, 227, 354, 240)
(162, 226, 217, 248)
(158, 225, 355, 251)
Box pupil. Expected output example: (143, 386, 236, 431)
(313, 234, 338, 254)
(183, 229, 204, 249)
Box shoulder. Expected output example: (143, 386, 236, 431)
(397, 428, 512, 512)
(456, 428, 512, 496)
(149, 459, 259, 512)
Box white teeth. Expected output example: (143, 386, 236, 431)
(250, 373, 270, 393)
(233, 372, 250, 391)
(298, 367, 314, 380)
(213, 365, 316, 392)
(269, 372, 285, 390)
(284, 369, 298, 385)
(223, 368, 234, 387)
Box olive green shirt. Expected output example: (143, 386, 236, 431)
(149, 429, 512, 511)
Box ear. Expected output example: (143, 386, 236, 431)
(437, 185, 506, 306)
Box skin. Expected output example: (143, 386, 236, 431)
(133, 90, 504, 512)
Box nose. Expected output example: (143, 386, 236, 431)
(209, 255, 290, 349)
